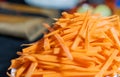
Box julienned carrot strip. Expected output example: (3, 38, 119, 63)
(102, 32, 114, 45)
(53, 48, 60, 54)
(9, 12, 120, 77)
(43, 35, 50, 50)
(16, 63, 29, 77)
(71, 36, 82, 50)
(85, 23, 90, 50)
(44, 30, 59, 37)
(62, 31, 78, 40)
(71, 47, 86, 52)
(32, 71, 58, 75)
(72, 52, 95, 61)
(39, 61, 60, 67)
(110, 28, 120, 47)
(31, 54, 58, 62)
(25, 62, 38, 77)
(91, 42, 112, 47)
(79, 11, 90, 38)
(95, 53, 106, 60)
(62, 71, 96, 77)
(22, 43, 38, 53)
(9, 59, 22, 70)
(60, 57, 77, 65)
(23, 55, 37, 62)
(60, 64, 99, 71)
(86, 46, 101, 55)
(43, 72, 61, 77)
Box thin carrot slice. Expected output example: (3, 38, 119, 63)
(16, 63, 30, 77)
(32, 54, 58, 62)
(25, 62, 38, 77)
(53, 48, 60, 54)
(109, 28, 120, 48)
(62, 71, 96, 77)
(71, 36, 82, 50)
(43, 35, 50, 50)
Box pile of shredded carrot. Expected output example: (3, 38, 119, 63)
(8, 11, 120, 77)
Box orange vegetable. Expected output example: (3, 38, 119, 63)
(8, 11, 120, 77)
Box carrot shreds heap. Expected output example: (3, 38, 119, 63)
(8, 11, 120, 77)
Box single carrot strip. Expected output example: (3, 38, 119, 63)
(45, 30, 59, 37)
(102, 32, 114, 45)
(86, 46, 102, 55)
(32, 54, 58, 62)
(9, 59, 22, 70)
(33, 71, 57, 75)
(43, 72, 61, 77)
(23, 55, 37, 62)
(60, 57, 77, 65)
(71, 36, 82, 50)
(62, 31, 78, 40)
(53, 48, 60, 54)
(22, 43, 38, 53)
(62, 71, 96, 77)
(43, 35, 50, 50)
(25, 62, 38, 77)
(16, 63, 29, 77)
(71, 48, 86, 52)
(72, 52, 95, 61)
(60, 64, 99, 72)
(95, 53, 106, 60)
(85, 23, 90, 50)
(63, 26, 79, 34)
(79, 11, 90, 37)
(39, 61, 60, 67)
(110, 28, 120, 48)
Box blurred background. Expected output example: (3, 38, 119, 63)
(0, 0, 119, 77)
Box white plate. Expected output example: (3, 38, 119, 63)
(25, 0, 80, 9)
(11, 68, 119, 77)
(11, 68, 16, 77)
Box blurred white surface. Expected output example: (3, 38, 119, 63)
(25, 0, 80, 9)
(11, 68, 16, 77)
(11, 68, 119, 77)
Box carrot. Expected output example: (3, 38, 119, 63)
(43, 23, 73, 60)
(43, 35, 50, 50)
(53, 47, 60, 54)
(34, 72, 60, 77)
(95, 49, 119, 77)
(8, 11, 120, 77)
(109, 28, 120, 48)
(43, 72, 61, 77)
(62, 71, 96, 77)
(71, 36, 82, 50)
(16, 63, 30, 77)
(31, 54, 58, 62)
(25, 62, 38, 77)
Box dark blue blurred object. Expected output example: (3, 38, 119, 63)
(6, 0, 26, 4)
(0, 35, 29, 77)
(116, 0, 120, 7)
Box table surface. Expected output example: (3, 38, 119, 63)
(0, 35, 29, 77)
